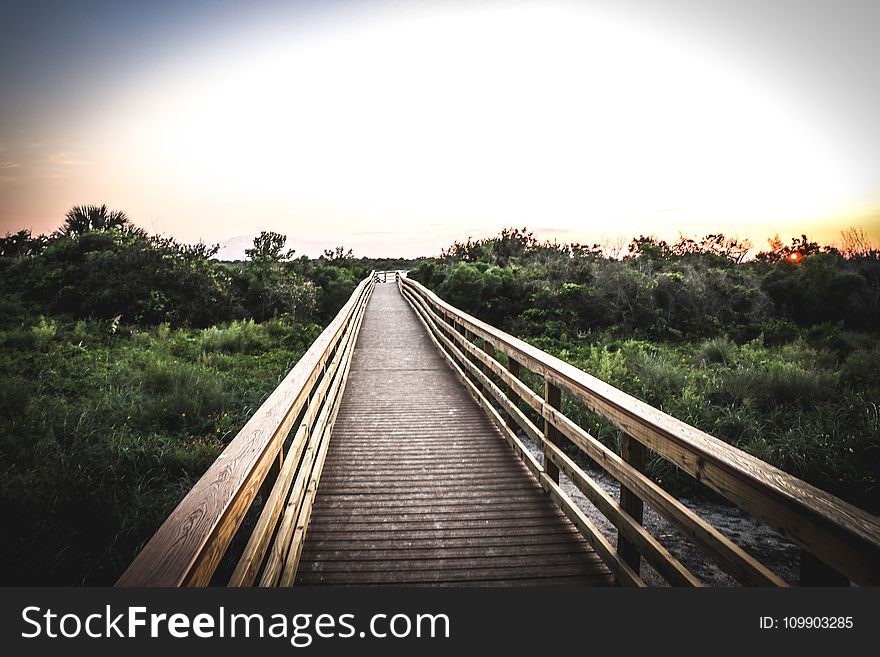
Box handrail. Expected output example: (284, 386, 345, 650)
(398, 271, 880, 586)
(117, 273, 375, 586)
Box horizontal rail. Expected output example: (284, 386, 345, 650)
(117, 273, 375, 586)
(399, 272, 880, 586)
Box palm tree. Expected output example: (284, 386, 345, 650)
(56, 204, 132, 237)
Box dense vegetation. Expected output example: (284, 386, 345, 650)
(409, 227, 880, 512)
(2, 208, 878, 584)
(0, 206, 418, 584)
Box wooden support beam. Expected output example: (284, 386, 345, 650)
(544, 381, 562, 484)
(618, 434, 647, 574)
(499, 350, 519, 433)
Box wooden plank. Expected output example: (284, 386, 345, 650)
(299, 564, 612, 586)
(300, 551, 603, 572)
(303, 526, 584, 543)
(306, 516, 592, 545)
(500, 351, 520, 433)
(312, 497, 561, 511)
(302, 535, 587, 555)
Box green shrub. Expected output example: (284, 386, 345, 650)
(627, 350, 688, 405)
(757, 362, 835, 407)
(842, 347, 880, 387)
(695, 336, 737, 366)
(0, 328, 37, 350)
(134, 357, 232, 431)
(806, 322, 858, 357)
(761, 317, 800, 346)
(0, 296, 27, 329)
(198, 319, 267, 354)
(0, 375, 31, 420)
(573, 344, 630, 386)
(712, 365, 761, 405)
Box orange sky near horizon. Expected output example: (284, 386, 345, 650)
(2, 1, 879, 258)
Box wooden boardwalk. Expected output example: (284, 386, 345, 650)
(297, 282, 613, 586)
(118, 273, 880, 587)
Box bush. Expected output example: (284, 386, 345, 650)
(198, 319, 267, 354)
(695, 336, 737, 366)
(842, 347, 880, 388)
(0, 328, 37, 351)
(757, 362, 835, 407)
(626, 348, 688, 406)
(0, 375, 31, 420)
(31, 316, 58, 350)
(711, 365, 761, 405)
(576, 344, 630, 387)
(761, 317, 800, 346)
(133, 357, 232, 432)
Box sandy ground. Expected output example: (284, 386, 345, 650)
(520, 438, 801, 586)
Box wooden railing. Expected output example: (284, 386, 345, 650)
(117, 273, 375, 586)
(398, 271, 880, 586)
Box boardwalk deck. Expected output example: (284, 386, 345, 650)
(297, 282, 614, 586)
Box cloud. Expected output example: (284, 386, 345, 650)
(0, 161, 20, 169)
(46, 151, 85, 165)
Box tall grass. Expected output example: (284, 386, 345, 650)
(0, 316, 314, 584)
(198, 319, 267, 354)
(532, 330, 880, 512)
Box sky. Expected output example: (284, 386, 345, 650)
(1, 0, 879, 257)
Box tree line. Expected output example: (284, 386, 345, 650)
(410, 226, 880, 342)
(0, 204, 418, 331)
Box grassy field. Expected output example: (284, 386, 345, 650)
(0, 317, 320, 584)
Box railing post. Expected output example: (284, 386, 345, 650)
(463, 327, 483, 391)
(544, 380, 561, 483)
(618, 434, 646, 574)
(476, 335, 489, 394)
(799, 548, 849, 586)
(500, 350, 518, 433)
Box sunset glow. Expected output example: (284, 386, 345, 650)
(2, 0, 879, 256)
